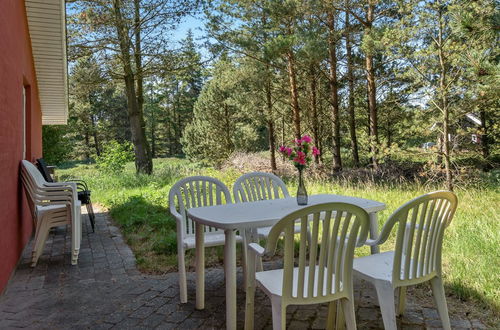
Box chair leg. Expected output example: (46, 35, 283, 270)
(255, 230, 264, 272)
(244, 248, 256, 330)
(31, 222, 50, 267)
(374, 281, 397, 330)
(397, 286, 407, 316)
(86, 201, 95, 232)
(326, 301, 339, 330)
(256, 256, 264, 272)
(430, 277, 451, 330)
(341, 297, 357, 330)
(178, 246, 188, 303)
(241, 230, 248, 291)
(71, 207, 82, 265)
(270, 296, 286, 330)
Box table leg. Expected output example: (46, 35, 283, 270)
(195, 222, 205, 310)
(369, 213, 380, 254)
(224, 229, 237, 330)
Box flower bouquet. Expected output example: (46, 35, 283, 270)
(279, 135, 320, 205)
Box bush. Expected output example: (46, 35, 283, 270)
(96, 141, 134, 173)
(42, 125, 73, 165)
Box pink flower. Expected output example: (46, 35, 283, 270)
(286, 147, 293, 157)
(279, 145, 286, 153)
(294, 138, 302, 146)
(312, 147, 320, 156)
(301, 135, 312, 143)
(294, 151, 306, 165)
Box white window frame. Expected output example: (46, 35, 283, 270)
(22, 86, 26, 159)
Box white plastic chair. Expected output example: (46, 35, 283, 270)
(233, 172, 291, 240)
(20, 160, 82, 266)
(169, 176, 245, 303)
(245, 202, 370, 330)
(353, 191, 458, 330)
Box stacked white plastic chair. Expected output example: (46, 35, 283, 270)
(245, 202, 370, 330)
(20, 160, 81, 266)
(169, 176, 245, 303)
(353, 191, 458, 330)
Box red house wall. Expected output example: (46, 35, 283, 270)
(0, 0, 43, 292)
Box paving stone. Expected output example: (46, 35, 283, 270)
(450, 318, 472, 328)
(103, 311, 128, 324)
(422, 307, 440, 320)
(155, 321, 178, 330)
(178, 316, 205, 328)
(358, 307, 379, 321)
(311, 315, 327, 329)
(293, 308, 316, 321)
(288, 320, 310, 329)
(402, 309, 425, 325)
(130, 306, 155, 319)
(470, 319, 487, 329)
(165, 310, 191, 323)
(140, 313, 166, 327)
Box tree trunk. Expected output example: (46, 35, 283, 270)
(365, 0, 378, 169)
(281, 116, 286, 161)
(327, 11, 342, 172)
(265, 75, 277, 171)
(84, 128, 90, 160)
(437, 7, 453, 191)
(345, 9, 360, 167)
(480, 110, 490, 170)
(286, 49, 301, 139)
(90, 114, 101, 156)
(114, 0, 152, 174)
(308, 64, 320, 164)
(151, 107, 156, 158)
(223, 103, 233, 154)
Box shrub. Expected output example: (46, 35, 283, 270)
(96, 141, 134, 173)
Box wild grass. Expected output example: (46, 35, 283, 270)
(58, 157, 499, 325)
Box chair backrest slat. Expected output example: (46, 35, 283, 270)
(412, 201, 426, 277)
(316, 210, 332, 296)
(266, 203, 369, 304)
(385, 191, 457, 287)
(233, 172, 290, 203)
(169, 176, 232, 239)
(297, 215, 308, 298)
(307, 212, 320, 298)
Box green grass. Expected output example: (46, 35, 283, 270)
(58, 157, 500, 325)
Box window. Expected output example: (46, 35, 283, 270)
(22, 86, 26, 159)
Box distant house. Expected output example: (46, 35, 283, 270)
(428, 113, 483, 149)
(464, 113, 482, 145)
(0, 0, 68, 293)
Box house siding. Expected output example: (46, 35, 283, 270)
(0, 0, 43, 292)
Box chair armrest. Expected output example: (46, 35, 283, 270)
(364, 238, 380, 246)
(248, 243, 266, 257)
(66, 179, 89, 190)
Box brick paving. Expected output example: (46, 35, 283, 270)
(0, 210, 486, 329)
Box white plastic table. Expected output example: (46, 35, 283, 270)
(187, 194, 386, 330)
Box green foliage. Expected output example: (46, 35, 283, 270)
(182, 60, 263, 164)
(96, 141, 134, 173)
(42, 125, 73, 165)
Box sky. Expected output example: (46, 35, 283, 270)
(171, 15, 206, 43)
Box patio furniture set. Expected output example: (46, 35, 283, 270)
(20, 161, 457, 330)
(169, 173, 457, 330)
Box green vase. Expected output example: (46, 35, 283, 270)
(296, 168, 308, 205)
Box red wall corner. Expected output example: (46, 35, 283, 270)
(0, 0, 43, 293)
